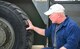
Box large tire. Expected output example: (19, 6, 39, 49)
(0, 1, 33, 49)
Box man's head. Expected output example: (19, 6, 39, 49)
(44, 4, 65, 15)
(44, 4, 66, 24)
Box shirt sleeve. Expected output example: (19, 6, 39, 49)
(45, 24, 53, 37)
(64, 25, 80, 49)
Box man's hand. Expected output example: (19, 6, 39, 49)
(60, 46, 67, 49)
(26, 19, 45, 36)
(26, 19, 34, 30)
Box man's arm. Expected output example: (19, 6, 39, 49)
(60, 25, 80, 49)
(26, 19, 45, 36)
(32, 26, 45, 36)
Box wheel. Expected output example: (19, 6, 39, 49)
(0, 1, 33, 49)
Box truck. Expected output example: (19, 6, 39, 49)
(0, 0, 80, 49)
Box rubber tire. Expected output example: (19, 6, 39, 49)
(0, 1, 33, 49)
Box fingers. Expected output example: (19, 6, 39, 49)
(27, 19, 31, 23)
(26, 19, 32, 30)
(27, 19, 32, 25)
(26, 27, 30, 30)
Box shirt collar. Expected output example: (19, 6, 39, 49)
(61, 15, 69, 26)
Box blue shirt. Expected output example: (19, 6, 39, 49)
(45, 16, 80, 49)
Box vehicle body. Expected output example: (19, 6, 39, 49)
(0, 0, 80, 49)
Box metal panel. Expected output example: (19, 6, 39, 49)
(62, 4, 80, 26)
(32, 0, 49, 25)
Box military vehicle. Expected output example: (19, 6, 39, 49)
(0, 0, 80, 49)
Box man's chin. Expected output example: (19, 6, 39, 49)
(52, 21, 56, 23)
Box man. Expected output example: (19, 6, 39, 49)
(26, 4, 80, 49)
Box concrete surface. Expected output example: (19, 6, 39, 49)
(32, 45, 44, 49)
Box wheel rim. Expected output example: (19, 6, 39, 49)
(0, 18, 15, 49)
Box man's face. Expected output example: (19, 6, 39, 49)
(49, 13, 60, 23)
